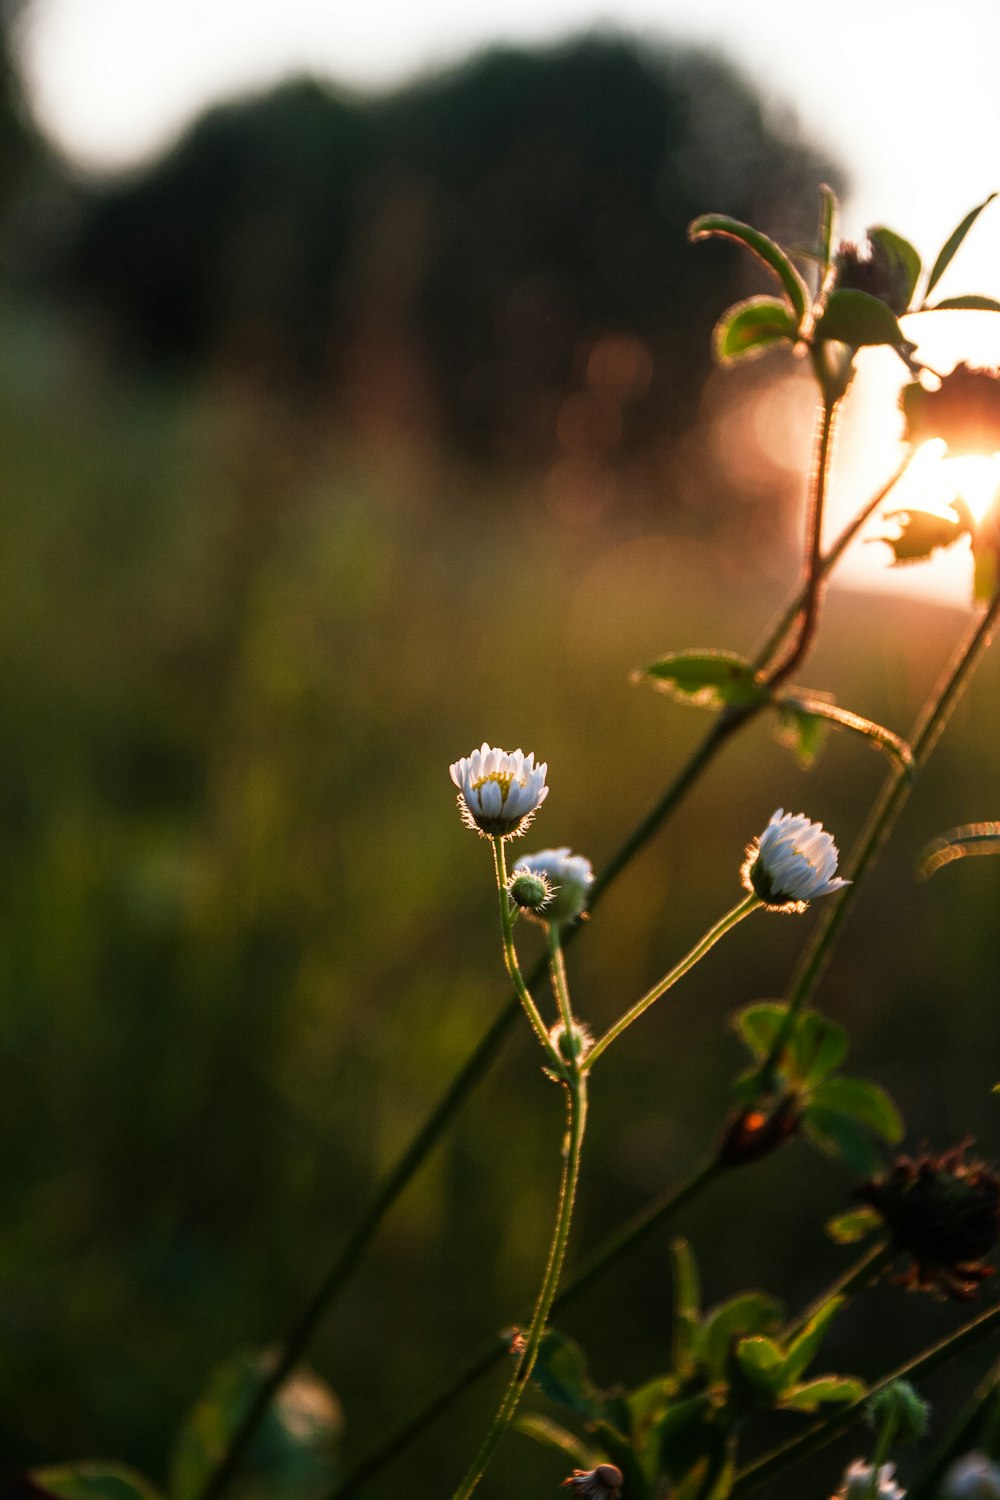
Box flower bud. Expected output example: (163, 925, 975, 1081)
(508, 871, 552, 914)
(835, 1459, 904, 1500)
(742, 809, 848, 911)
(943, 1453, 1000, 1500)
(549, 1019, 594, 1065)
(512, 848, 594, 926)
(867, 1380, 930, 1444)
(562, 1466, 623, 1499)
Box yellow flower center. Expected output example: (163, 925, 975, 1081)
(471, 770, 516, 802)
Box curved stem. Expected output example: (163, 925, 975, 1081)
(547, 923, 576, 1043)
(450, 1076, 589, 1499)
(731, 1296, 1000, 1497)
(587, 895, 760, 1068)
(760, 589, 1000, 1087)
(491, 837, 560, 1065)
(763, 395, 839, 690)
(329, 1157, 722, 1498)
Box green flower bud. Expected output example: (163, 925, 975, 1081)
(867, 1379, 930, 1444)
(508, 871, 552, 914)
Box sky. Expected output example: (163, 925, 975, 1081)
(15, 0, 1000, 606)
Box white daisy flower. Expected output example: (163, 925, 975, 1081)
(943, 1453, 1000, 1500)
(743, 808, 850, 911)
(561, 1465, 624, 1499)
(449, 743, 549, 838)
(512, 847, 594, 925)
(835, 1459, 904, 1500)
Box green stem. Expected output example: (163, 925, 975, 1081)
(761, 589, 1000, 1086)
(731, 1296, 1000, 1497)
(782, 1238, 894, 1341)
(328, 1157, 722, 1498)
(547, 923, 577, 1046)
(754, 449, 913, 674)
(906, 1351, 1000, 1500)
(491, 837, 560, 1065)
(587, 895, 760, 1068)
(450, 1076, 589, 1500)
(192, 454, 911, 1500)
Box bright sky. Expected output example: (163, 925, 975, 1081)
(16, 0, 1000, 607)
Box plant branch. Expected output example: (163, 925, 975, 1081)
(449, 1076, 589, 1498)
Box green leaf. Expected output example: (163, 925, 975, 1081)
(671, 1238, 701, 1376)
(781, 1297, 844, 1385)
(868, 227, 922, 311)
(515, 1413, 598, 1468)
(689, 215, 810, 320)
(919, 823, 1000, 879)
(532, 1330, 603, 1420)
(780, 1375, 867, 1412)
(713, 297, 798, 364)
(171, 1353, 342, 1500)
(30, 1468, 163, 1500)
(925, 193, 998, 299)
(654, 1394, 724, 1485)
(735, 1337, 788, 1398)
(815, 288, 911, 350)
(873, 505, 971, 566)
(777, 693, 913, 776)
(639, 651, 769, 711)
(774, 700, 830, 768)
(733, 1002, 788, 1062)
(700, 1293, 784, 1382)
(788, 1010, 848, 1088)
(925, 294, 1000, 312)
(809, 1077, 904, 1143)
(826, 1205, 885, 1245)
(802, 1107, 887, 1175)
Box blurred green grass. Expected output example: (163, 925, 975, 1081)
(1, 334, 999, 1498)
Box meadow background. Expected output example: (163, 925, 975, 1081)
(0, 12, 999, 1496)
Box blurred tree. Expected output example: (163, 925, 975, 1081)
(60, 36, 839, 471)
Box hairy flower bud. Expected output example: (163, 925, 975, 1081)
(549, 1019, 594, 1065)
(508, 870, 552, 914)
(512, 847, 594, 926)
(867, 1380, 930, 1444)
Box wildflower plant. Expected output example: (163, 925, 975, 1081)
(24, 186, 1000, 1500)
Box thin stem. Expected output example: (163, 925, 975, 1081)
(782, 1238, 894, 1341)
(449, 1077, 589, 1499)
(754, 449, 913, 675)
(547, 924, 576, 1043)
(731, 1297, 1000, 1497)
(587, 894, 760, 1068)
(329, 1157, 722, 1498)
(761, 589, 1000, 1087)
(906, 1351, 1000, 1500)
(763, 395, 838, 690)
(194, 455, 911, 1500)
(491, 837, 560, 1065)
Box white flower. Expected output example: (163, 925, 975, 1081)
(743, 808, 850, 911)
(943, 1454, 1000, 1500)
(561, 1465, 623, 1499)
(512, 847, 594, 924)
(835, 1459, 904, 1500)
(449, 743, 549, 837)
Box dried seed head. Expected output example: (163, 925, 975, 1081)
(902, 364, 1000, 455)
(856, 1142, 1000, 1300)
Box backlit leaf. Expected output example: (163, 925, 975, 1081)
(815, 288, 911, 351)
(809, 1077, 904, 1143)
(639, 652, 768, 711)
(780, 1375, 867, 1412)
(713, 297, 798, 364)
(919, 823, 1000, 879)
(689, 215, 810, 319)
(925, 193, 998, 299)
(30, 1468, 162, 1500)
(826, 1205, 884, 1245)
